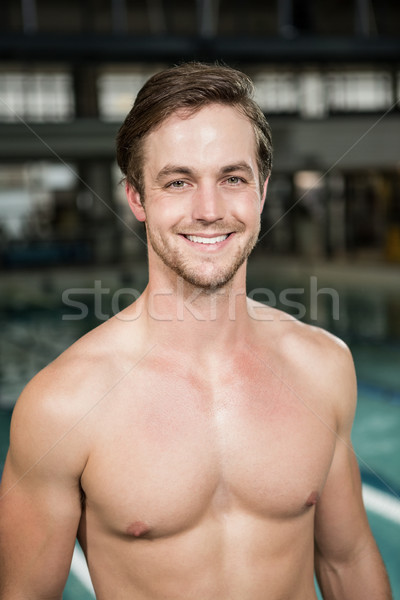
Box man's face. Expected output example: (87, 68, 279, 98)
(131, 104, 266, 290)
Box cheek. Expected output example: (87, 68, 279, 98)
(231, 196, 262, 223)
(145, 200, 185, 232)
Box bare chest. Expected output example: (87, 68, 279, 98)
(80, 367, 336, 539)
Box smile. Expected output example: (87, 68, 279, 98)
(184, 234, 229, 244)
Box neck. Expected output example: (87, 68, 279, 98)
(136, 264, 250, 359)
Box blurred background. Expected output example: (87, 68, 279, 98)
(0, 0, 399, 597)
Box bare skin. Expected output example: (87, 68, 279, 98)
(0, 104, 392, 599)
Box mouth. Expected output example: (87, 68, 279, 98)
(183, 234, 231, 245)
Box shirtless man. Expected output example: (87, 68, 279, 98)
(0, 62, 392, 599)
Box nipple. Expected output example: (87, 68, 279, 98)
(127, 521, 151, 538)
(305, 491, 319, 507)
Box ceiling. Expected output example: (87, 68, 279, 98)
(0, 0, 400, 64)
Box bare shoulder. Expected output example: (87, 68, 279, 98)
(248, 300, 357, 427)
(249, 299, 353, 373)
(285, 317, 356, 431)
(279, 312, 353, 373)
(8, 315, 136, 477)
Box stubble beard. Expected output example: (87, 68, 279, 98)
(146, 222, 261, 291)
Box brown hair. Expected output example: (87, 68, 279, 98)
(116, 62, 272, 197)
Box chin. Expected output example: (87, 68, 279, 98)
(178, 273, 235, 291)
(170, 259, 246, 291)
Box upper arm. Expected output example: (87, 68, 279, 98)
(314, 342, 373, 563)
(0, 368, 88, 599)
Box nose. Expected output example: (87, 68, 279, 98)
(191, 184, 225, 223)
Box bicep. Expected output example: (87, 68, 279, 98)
(314, 436, 372, 563)
(0, 380, 86, 599)
(314, 342, 375, 561)
(0, 451, 82, 599)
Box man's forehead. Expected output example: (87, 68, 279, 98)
(143, 104, 256, 159)
(149, 103, 254, 138)
(140, 103, 259, 182)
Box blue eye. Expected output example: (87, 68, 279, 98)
(168, 180, 186, 188)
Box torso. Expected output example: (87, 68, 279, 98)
(71, 307, 339, 599)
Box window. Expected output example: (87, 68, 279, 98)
(0, 71, 74, 122)
(97, 68, 161, 121)
(327, 71, 392, 112)
(254, 72, 298, 114)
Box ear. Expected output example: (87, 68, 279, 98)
(260, 176, 269, 213)
(126, 182, 146, 222)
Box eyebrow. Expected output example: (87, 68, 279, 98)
(155, 162, 255, 183)
(219, 162, 255, 179)
(155, 165, 194, 183)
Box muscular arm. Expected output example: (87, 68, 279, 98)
(0, 368, 87, 599)
(314, 344, 392, 600)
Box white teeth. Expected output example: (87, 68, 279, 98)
(186, 234, 228, 244)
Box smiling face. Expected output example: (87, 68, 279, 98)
(127, 104, 267, 290)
